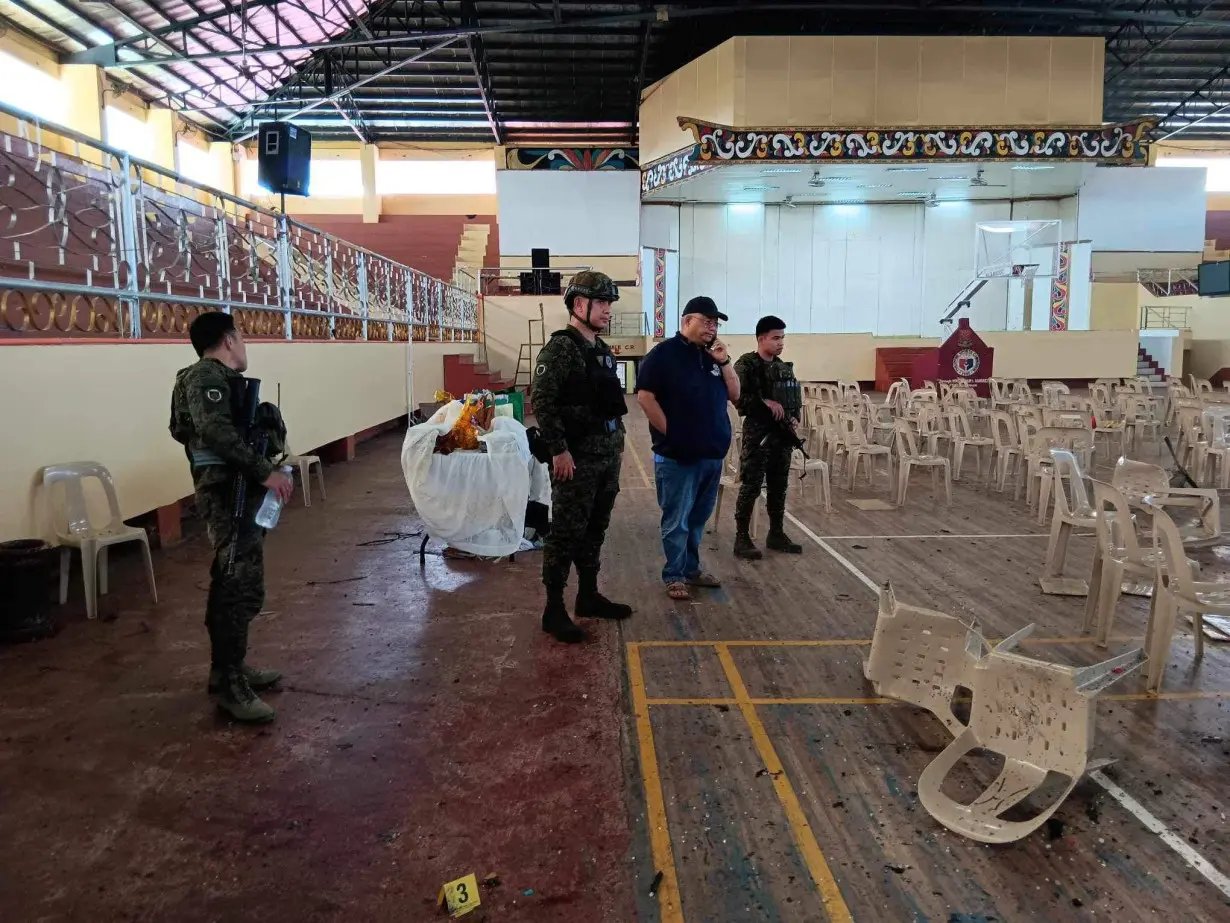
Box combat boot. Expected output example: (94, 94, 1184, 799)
(766, 518, 803, 554)
(574, 569, 632, 620)
(733, 531, 763, 560)
(207, 663, 283, 694)
(215, 671, 276, 723)
(542, 587, 588, 643)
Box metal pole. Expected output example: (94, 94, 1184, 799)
(276, 213, 293, 339)
(213, 205, 231, 312)
(326, 242, 336, 339)
(116, 153, 142, 339)
(386, 262, 394, 342)
(358, 251, 369, 341)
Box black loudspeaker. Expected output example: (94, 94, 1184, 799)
(531, 248, 550, 269)
(257, 122, 312, 196)
(519, 271, 561, 296)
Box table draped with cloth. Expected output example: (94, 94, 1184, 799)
(400, 400, 550, 558)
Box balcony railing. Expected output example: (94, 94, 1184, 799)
(1140, 304, 1191, 329)
(0, 101, 477, 343)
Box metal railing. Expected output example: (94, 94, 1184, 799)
(0, 101, 477, 343)
(603, 312, 648, 337)
(1140, 304, 1191, 329)
(1136, 268, 1198, 298)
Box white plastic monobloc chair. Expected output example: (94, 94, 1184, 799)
(286, 447, 326, 507)
(42, 462, 158, 620)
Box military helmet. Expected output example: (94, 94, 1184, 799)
(564, 270, 619, 308)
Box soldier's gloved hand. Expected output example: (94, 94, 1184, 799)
(764, 399, 785, 421)
(263, 470, 294, 502)
(552, 450, 576, 481)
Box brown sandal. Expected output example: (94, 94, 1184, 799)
(686, 571, 722, 588)
(665, 581, 691, 600)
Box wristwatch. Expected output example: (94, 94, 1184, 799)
(716, 358, 730, 367)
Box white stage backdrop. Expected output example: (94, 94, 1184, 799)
(497, 170, 641, 256)
(675, 198, 1077, 337)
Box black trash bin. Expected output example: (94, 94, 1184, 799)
(0, 539, 58, 643)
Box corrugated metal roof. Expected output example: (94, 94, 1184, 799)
(4, 1, 1230, 143)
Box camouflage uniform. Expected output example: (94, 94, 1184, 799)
(532, 328, 625, 594)
(169, 357, 286, 713)
(734, 352, 802, 554)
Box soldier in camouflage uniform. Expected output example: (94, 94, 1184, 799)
(733, 315, 804, 559)
(169, 312, 294, 722)
(531, 271, 633, 643)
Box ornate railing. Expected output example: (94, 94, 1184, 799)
(0, 101, 477, 342)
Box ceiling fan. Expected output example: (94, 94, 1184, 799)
(969, 168, 1007, 189)
(808, 171, 824, 188)
(781, 196, 798, 208)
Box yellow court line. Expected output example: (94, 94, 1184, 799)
(628, 445, 653, 489)
(714, 643, 855, 923)
(626, 643, 683, 923)
(634, 635, 1141, 649)
(645, 690, 1230, 706)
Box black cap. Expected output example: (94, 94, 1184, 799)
(682, 295, 728, 322)
(755, 315, 786, 337)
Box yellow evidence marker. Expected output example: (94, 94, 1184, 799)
(437, 873, 481, 917)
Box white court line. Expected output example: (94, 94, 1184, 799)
(788, 506, 1230, 899)
(819, 533, 1049, 540)
(783, 511, 880, 594)
(1091, 771, 1230, 901)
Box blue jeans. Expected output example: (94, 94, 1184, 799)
(654, 455, 723, 585)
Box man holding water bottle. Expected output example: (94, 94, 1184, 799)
(170, 313, 294, 723)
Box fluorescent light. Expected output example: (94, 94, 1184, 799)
(759, 167, 802, 174)
(1011, 164, 1055, 172)
(824, 175, 855, 181)
(931, 175, 972, 181)
(741, 184, 779, 191)
(887, 166, 928, 173)
(855, 183, 893, 189)
(896, 191, 928, 197)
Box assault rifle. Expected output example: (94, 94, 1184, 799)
(226, 377, 267, 575)
(759, 415, 811, 478)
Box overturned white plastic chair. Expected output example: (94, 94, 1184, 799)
(42, 462, 158, 620)
(917, 631, 1144, 844)
(864, 583, 988, 735)
(286, 447, 326, 507)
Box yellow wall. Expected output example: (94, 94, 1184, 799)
(410, 341, 479, 405)
(641, 36, 1106, 162)
(1090, 283, 1142, 330)
(0, 341, 475, 542)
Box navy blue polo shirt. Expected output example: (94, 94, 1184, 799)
(635, 332, 732, 462)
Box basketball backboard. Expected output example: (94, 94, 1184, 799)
(975, 219, 1061, 280)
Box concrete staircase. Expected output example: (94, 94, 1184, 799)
(453, 223, 490, 290)
(1137, 346, 1164, 383)
(443, 353, 514, 398)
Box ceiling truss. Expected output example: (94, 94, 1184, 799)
(0, 0, 1228, 143)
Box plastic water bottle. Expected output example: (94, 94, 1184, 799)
(255, 465, 295, 529)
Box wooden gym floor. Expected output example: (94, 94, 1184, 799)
(615, 404, 1230, 923)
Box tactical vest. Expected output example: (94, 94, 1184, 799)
(766, 360, 803, 420)
(549, 327, 628, 434)
(169, 377, 287, 469)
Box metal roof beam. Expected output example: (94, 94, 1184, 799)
(460, 0, 503, 143)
